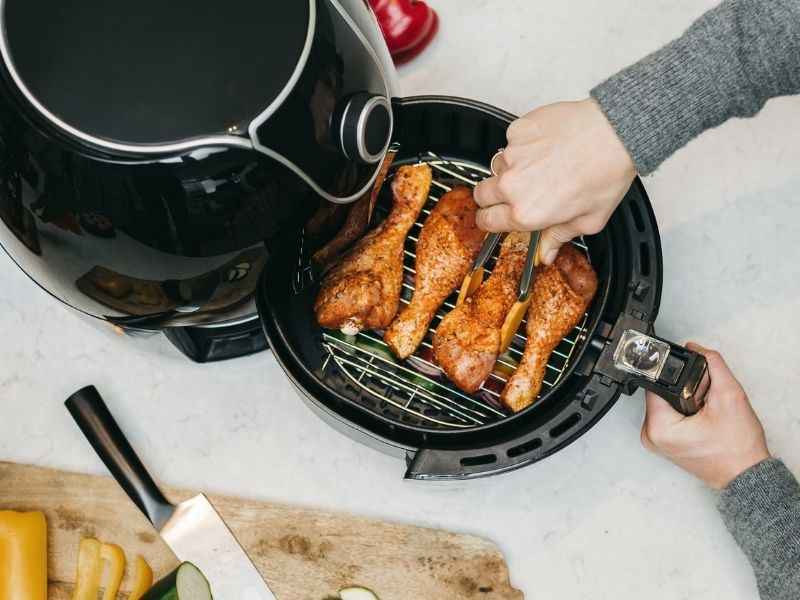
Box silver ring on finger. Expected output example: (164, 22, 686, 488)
(490, 148, 506, 176)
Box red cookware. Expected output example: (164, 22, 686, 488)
(369, 0, 439, 64)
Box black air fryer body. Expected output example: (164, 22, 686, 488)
(0, 1, 707, 477)
(0, 0, 397, 361)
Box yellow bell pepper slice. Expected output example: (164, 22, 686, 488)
(72, 538, 103, 600)
(72, 536, 154, 600)
(100, 542, 126, 600)
(129, 555, 154, 600)
(0, 510, 48, 600)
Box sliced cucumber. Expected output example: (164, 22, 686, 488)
(356, 337, 396, 364)
(407, 372, 439, 393)
(328, 330, 358, 345)
(176, 564, 212, 600)
(339, 586, 380, 600)
(326, 330, 358, 356)
(141, 562, 212, 600)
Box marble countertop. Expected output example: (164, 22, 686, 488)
(2, 1, 799, 598)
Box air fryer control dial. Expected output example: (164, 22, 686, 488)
(331, 92, 392, 165)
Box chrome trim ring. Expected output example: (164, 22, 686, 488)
(339, 97, 353, 160)
(356, 95, 390, 164)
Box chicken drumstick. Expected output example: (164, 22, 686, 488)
(432, 232, 530, 393)
(500, 244, 597, 412)
(384, 186, 484, 359)
(314, 164, 432, 335)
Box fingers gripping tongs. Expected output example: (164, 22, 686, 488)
(457, 149, 542, 353)
(456, 150, 506, 304)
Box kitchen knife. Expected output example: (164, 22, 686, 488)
(66, 385, 276, 600)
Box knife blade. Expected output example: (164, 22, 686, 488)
(66, 385, 276, 600)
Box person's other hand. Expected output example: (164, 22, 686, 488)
(641, 343, 771, 489)
(474, 99, 635, 265)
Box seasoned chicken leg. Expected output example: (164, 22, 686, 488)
(314, 164, 432, 334)
(500, 244, 598, 412)
(313, 146, 398, 271)
(311, 192, 371, 271)
(384, 187, 484, 359)
(432, 232, 530, 393)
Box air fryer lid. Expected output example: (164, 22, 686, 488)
(3, 0, 310, 145)
(0, 0, 394, 202)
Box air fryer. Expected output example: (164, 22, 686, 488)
(0, 1, 708, 477)
(0, 0, 398, 361)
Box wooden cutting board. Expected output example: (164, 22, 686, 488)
(0, 462, 523, 600)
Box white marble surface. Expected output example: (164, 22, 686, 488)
(2, 1, 800, 598)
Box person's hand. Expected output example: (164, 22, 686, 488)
(641, 343, 771, 490)
(474, 99, 636, 265)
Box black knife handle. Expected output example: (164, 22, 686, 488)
(66, 386, 175, 529)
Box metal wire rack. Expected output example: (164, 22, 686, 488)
(320, 153, 591, 430)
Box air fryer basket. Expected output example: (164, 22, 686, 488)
(259, 96, 668, 479)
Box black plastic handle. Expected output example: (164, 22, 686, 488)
(65, 386, 175, 529)
(595, 315, 711, 416)
(634, 340, 710, 416)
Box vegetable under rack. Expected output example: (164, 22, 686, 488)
(321, 154, 591, 430)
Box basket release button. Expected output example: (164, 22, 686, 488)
(613, 330, 670, 381)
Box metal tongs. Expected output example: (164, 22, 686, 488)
(457, 148, 542, 353)
(457, 150, 506, 304)
(456, 231, 502, 304)
(457, 231, 541, 354)
(499, 230, 541, 353)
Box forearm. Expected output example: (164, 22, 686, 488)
(718, 458, 800, 600)
(591, 0, 800, 175)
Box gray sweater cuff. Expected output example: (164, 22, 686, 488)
(591, 32, 724, 176)
(718, 458, 800, 600)
(591, 0, 800, 175)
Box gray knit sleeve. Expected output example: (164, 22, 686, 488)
(590, 0, 800, 175)
(717, 458, 800, 600)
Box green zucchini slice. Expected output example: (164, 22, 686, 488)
(141, 562, 212, 600)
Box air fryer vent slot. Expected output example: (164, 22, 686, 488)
(629, 201, 646, 232)
(318, 155, 592, 431)
(549, 412, 582, 438)
(507, 437, 543, 458)
(461, 453, 497, 467)
(639, 242, 651, 277)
